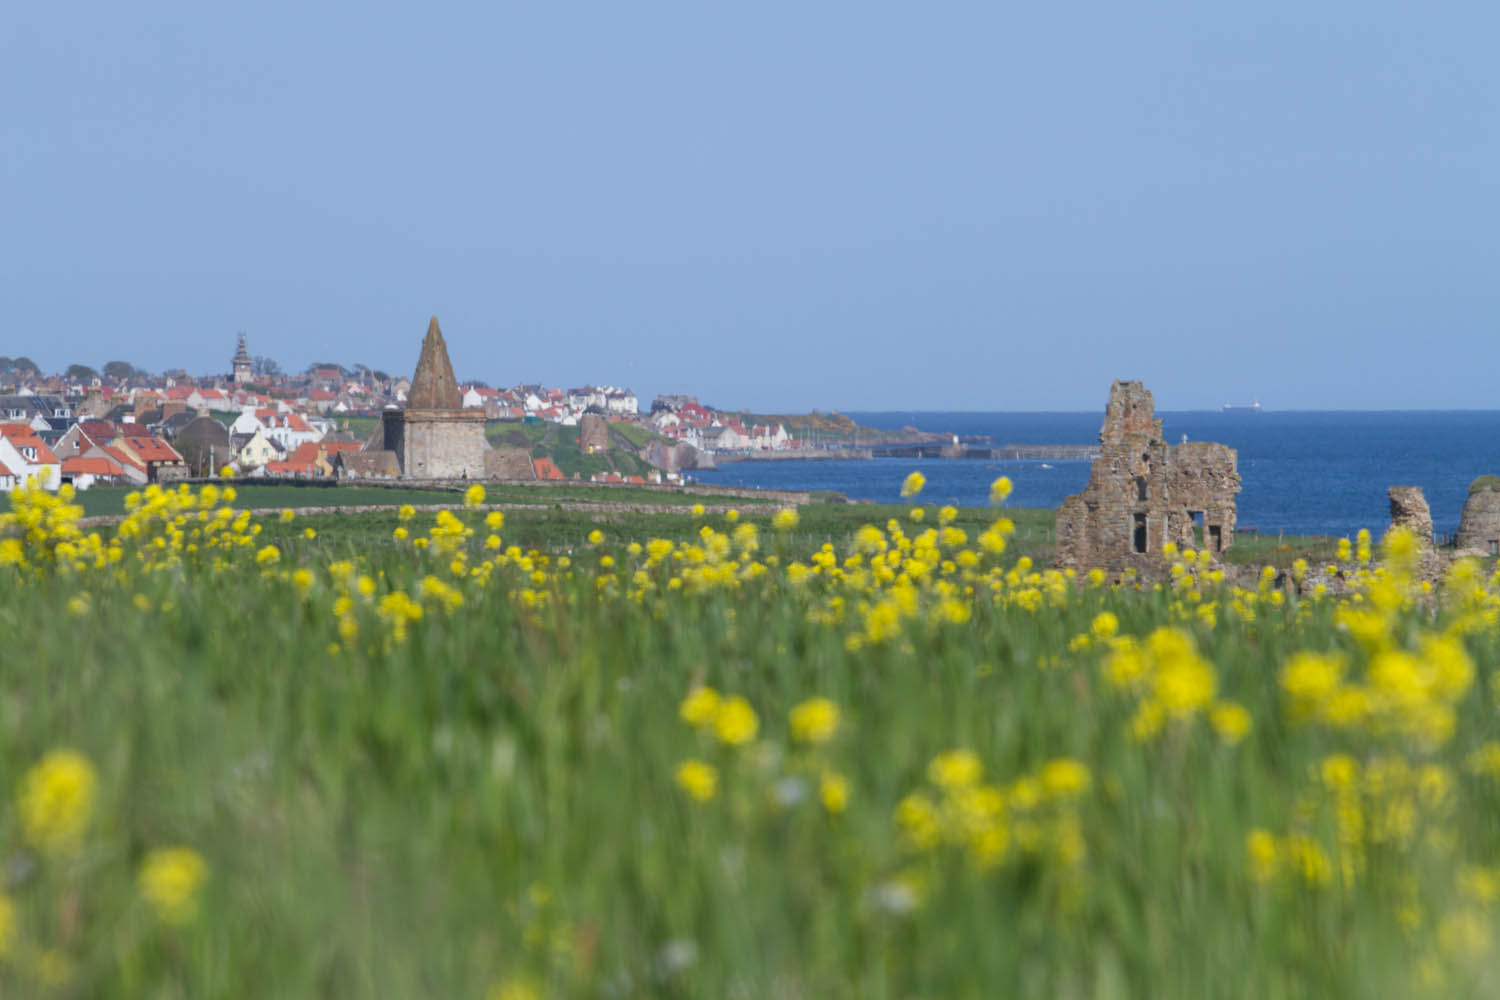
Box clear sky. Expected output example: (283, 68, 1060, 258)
(4, 3, 1495, 411)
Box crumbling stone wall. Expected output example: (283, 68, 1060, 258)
(1457, 477, 1500, 555)
(485, 447, 536, 479)
(1387, 486, 1434, 546)
(1055, 381, 1241, 575)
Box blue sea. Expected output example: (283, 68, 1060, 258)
(689, 411, 1500, 540)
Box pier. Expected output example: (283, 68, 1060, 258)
(867, 443, 1100, 461)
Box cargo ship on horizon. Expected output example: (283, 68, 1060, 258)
(1222, 400, 1263, 413)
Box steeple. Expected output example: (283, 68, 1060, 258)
(232, 332, 253, 383)
(406, 316, 463, 410)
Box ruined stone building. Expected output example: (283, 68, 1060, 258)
(1387, 486, 1434, 546)
(1457, 476, 1500, 556)
(1055, 381, 1240, 575)
(357, 317, 490, 479)
(578, 413, 610, 455)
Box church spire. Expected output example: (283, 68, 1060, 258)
(406, 316, 463, 410)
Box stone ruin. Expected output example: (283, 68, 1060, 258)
(578, 413, 610, 455)
(1457, 476, 1500, 557)
(1386, 486, 1434, 547)
(1055, 381, 1240, 576)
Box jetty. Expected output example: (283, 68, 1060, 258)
(868, 443, 1100, 461)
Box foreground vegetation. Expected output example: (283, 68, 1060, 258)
(4, 477, 1500, 996)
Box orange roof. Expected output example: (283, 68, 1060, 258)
(286, 414, 313, 432)
(0, 424, 60, 464)
(103, 445, 146, 471)
(62, 456, 125, 477)
(127, 437, 183, 463)
(0, 460, 11, 476)
(533, 456, 565, 480)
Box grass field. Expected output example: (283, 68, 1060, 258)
(5, 479, 1500, 996)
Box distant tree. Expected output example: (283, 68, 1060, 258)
(373, 370, 390, 383)
(305, 362, 347, 376)
(66, 363, 98, 381)
(467, 379, 491, 389)
(103, 360, 136, 380)
(11, 357, 39, 375)
(252, 356, 282, 376)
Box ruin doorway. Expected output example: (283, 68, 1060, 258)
(1133, 513, 1147, 553)
(1209, 524, 1223, 551)
(1191, 511, 1205, 549)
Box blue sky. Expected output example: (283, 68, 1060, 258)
(4, 3, 1495, 411)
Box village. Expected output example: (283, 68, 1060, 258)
(0, 326, 812, 492)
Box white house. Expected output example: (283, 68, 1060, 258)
(0, 425, 61, 492)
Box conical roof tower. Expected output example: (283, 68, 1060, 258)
(406, 316, 463, 410)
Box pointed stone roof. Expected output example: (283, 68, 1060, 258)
(406, 316, 462, 410)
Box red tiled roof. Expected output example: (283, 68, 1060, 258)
(0, 460, 11, 476)
(62, 456, 125, 477)
(0, 424, 60, 464)
(128, 437, 183, 463)
(533, 456, 565, 480)
(103, 445, 145, 472)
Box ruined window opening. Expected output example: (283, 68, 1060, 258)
(1191, 511, 1205, 548)
(1135, 476, 1148, 501)
(1132, 513, 1147, 553)
(1209, 524, 1223, 551)
(1490, 539, 1499, 557)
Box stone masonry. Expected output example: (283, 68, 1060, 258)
(578, 413, 610, 455)
(1457, 477, 1500, 556)
(1386, 486, 1434, 546)
(1056, 381, 1240, 576)
(368, 317, 489, 479)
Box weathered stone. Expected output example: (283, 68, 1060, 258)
(1457, 476, 1500, 556)
(579, 414, 610, 454)
(405, 317, 464, 410)
(362, 316, 490, 479)
(485, 447, 536, 479)
(1386, 486, 1434, 546)
(1055, 381, 1240, 576)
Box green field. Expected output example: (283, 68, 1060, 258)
(4, 481, 1497, 996)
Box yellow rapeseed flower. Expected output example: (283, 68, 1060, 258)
(989, 476, 1012, 504)
(928, 749, 982, 789)
(138, 847, 209, 925)
(279, 508, 295, 524)
(679, 686, 720, 726)
(0, 891, 13, 958)
(674, 759, 718, 802)
(1210, 701, 1253, 745)
(464, 484, 486, 507)
(1090, 611, 1119, 640)
(1039, 758, 1091, 800)
(18, 750, 97, 855)
(772, 508, 799, 532)
(713, 696, 759, 746)
(900, 471, 925, 498)
(820, 772, 849, 814)
(789, 697, 841, 743)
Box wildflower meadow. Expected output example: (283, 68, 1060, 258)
(3, 476, 1500, 996)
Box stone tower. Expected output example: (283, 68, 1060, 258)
(231, 332, 253, 384)
(380, 317, 488, 478)
(1055, 381, 1240, 576)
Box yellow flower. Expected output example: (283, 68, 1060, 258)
(255, 544, 280, 566)
(18, 750, 98, 855)
(138, 847, 209, 925)
(393, 526, 409, 541)
(1039, 758, 1091, 800)
(900, 471, 926, 498)
(725, 508, 740, 523)
(0, 891, 14, 958)
(928, 749, 982, 789)
(1246, 829, 1279, 883)
(302, 527, 316, 540)
(1210, 701, 1252, 745)
(989, 476, 1013, 504)
(713, 696, 759, 746)
(485, 511, 505, 530)
(820, 772, 849, 814)
(587, 529, 604, 545)
(279, 508, 295, 524)
(1090, 611, 1119, 640)
(772, 508, 799, 532)
(464, 484, 486, 507)
(678, 686, 720, 726)
(675, 759, 718, 802)
(691, 503, 705, 517)
(789, 697, 841, 744)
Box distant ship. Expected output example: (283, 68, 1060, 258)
(1222, 400, 1263, 413)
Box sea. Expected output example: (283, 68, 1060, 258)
(688, 411, 1500, 540)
